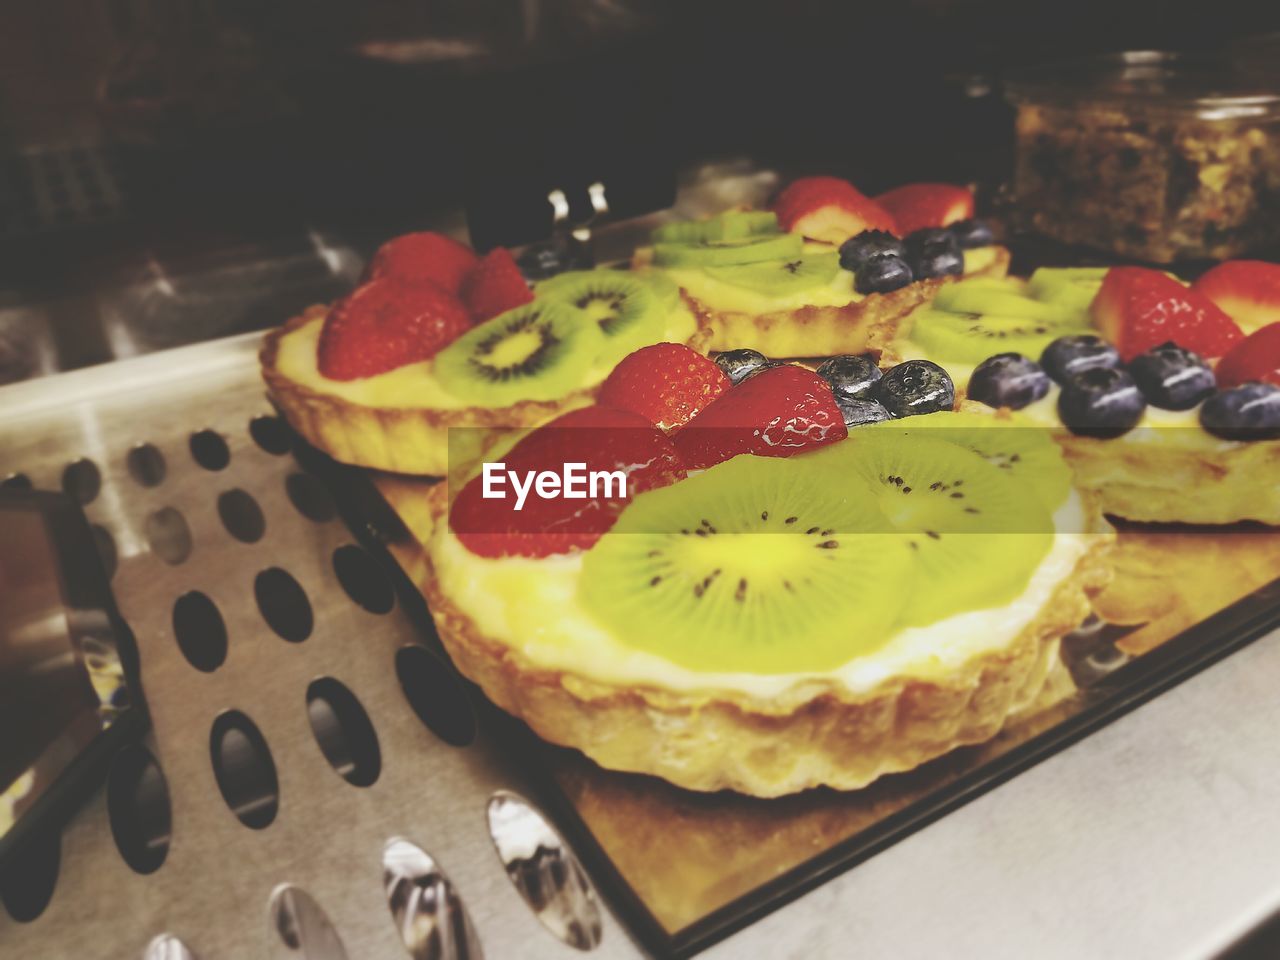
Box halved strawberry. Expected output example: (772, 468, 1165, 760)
(363, 232, 478, 293)
(874, 183, 974, 236)
(460, 247, 533, 323)
(1091, 267, 1244, 361)
(673, 364, 847, 470)
(598, 342, 730, 433)
(1191, 260, 1280, 335)
(1215, 322, 1280, 388)
(449, 405, 686, 558)
(772, 176, 897, 245)
(317, 278, 471, 380)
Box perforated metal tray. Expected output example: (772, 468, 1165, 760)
(0, 332, 641, 960)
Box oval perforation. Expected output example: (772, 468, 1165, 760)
(209, 710, 279, 830)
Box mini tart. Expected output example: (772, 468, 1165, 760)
(884, 300, 1280, 527)
(644, 245, 1011, 358)
(411, 482, 1113, 797)
(261, 303, 713, 477)
(1046, 412, 1280, 526)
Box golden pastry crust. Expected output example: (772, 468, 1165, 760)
(1051, 430, 1280, 525)
(694, 246, 1012, 357)
(260, 305, 715, 476)
(416, 483, 1114, 797)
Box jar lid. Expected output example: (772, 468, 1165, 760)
(1005, 50, 1280, 120)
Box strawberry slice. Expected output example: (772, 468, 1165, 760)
(317, 278, 471, 380)
(1191, 260, 1280, 335)
(449, 405, 686, 558)
(460, 247, 534, 323)
(772, 176, 897, 245)
(598, 342, 730, 433)
(363, 232, 479, 293)
(673, 364, 847, 470)
(1215, 322, 1280, 388)
(1091, 267, 1244, 361)
(874, 183, 975, 236)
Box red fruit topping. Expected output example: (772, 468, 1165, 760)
(1215, 322, 1280, 388)
(598, 342, 730, 433)
(317, 279, 471, 380)
(362, 232, 478, 293)
(1191, 260, 1280, 335)
(450, 405, 686, 558)
(873, 182, 975, 236)
(1091, 267, 1244, 361)
(771, 176, 897, 245)
(460, 247, 534, 323)
(673, 364, 848, 470)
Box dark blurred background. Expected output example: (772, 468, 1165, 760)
(1, 0, 1278, 378)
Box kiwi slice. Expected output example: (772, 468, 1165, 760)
(652, 232, 804, 268)
(579, 454, 914, 674)
(651, 210, 779, 245)
(434, 301, 602, 405)
(813, 434, 1054, 627)
(703, 252, 841, 296)
(1027, 267, 1108, 311)
(536, 270, 668, 366)
(910, 309, 1093, 365)
(934, 282, 1088, 326)
(870, 411, 1072, 511)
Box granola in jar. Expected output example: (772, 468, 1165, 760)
(1007, 51, 1280, 263)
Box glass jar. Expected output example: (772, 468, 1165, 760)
(1006, 50, 1280, 263)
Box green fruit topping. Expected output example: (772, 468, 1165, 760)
(809, 434, 1054, 628)
(580, 433, 1059, 672)
(910, 308, 1093, 365)
(1027, 267, 1109, 311)
(651, 210, 780, 245)
(652, 232, 804, 268)
(933, 283, 1088, 326)
(435, 300, 603, 406)
(703, 252, 841, 296)
(535, 270, 669, 367)
(579, 453, 913, 674)
(870, 410, 1072, 511)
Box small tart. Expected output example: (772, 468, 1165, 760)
(261, 302, 712, 476)
(652, 245, 1011, 358)
(409, 481, 1113, 797)
(888, 338, 1280, 526)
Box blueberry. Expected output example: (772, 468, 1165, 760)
(1199, 382, 1280, 441)
(948, 219, 995, 249)
(517, 236, 593, 280)
(1039, 335, 1123, 384)
(854, 254, 913, 295)
(904, 228, 963, 280)
(815, 354, 882, 401)
(836, 397, 894, 428)
(875, 359, 955, 417)
(1128, 341, 1216, 411)
(967, 353, 1052, 410)
(1057, 367, 1147, 438)
(715, 349, 772, 385)
(838, 230, 905, 272)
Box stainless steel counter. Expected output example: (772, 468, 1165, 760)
(709, 624, 1280, 960)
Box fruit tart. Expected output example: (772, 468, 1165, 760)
(634, 178, 1011, 358)
(885, 262, 1280, 525)
(261, 232, 710, 476)
(409, 344, 1112, 797)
